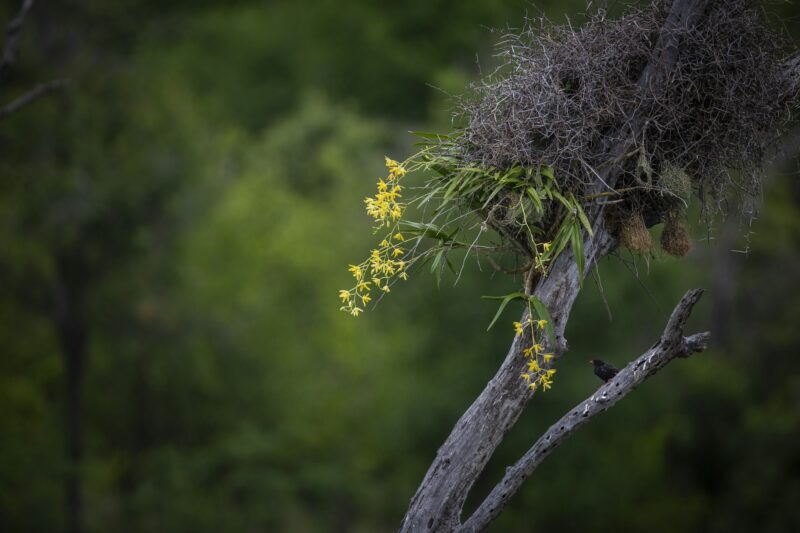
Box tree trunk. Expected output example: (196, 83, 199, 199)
(53, 269, 87, 533)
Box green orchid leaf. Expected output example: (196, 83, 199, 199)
(528, 296, 556, 346)
(482, 292, 527, 331)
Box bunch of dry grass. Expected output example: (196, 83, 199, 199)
(660, 212, 692, 257)
(618, 212, 653, 253)
(450, 0, 793, 221)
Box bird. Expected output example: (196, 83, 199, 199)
(589, 359, 619, 382)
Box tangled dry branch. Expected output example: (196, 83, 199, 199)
(452, 0, 795, 224)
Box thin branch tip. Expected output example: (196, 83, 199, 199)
(679, 330, 711, 357)
(662, 288, 705, 344)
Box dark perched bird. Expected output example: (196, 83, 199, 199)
(589, 359, 619, 382)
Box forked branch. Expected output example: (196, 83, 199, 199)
(0, 0, 34, 81)
(460, 289, 710, 532)
(0, 78, 68, 120)
(0, 1, 69, 121)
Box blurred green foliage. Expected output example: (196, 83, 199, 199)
(0, 0, 799, 531)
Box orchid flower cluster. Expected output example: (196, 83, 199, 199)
(338, 153, 567, 391)
(339, 157, 410, 317)
(515, 311, 557, 391)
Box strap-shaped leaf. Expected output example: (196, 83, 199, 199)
(574, 198, 594, 237)
(526, 187, 543, 214)
(528, 295, 556, 346)
(411, 130, 453, 140)
(551, 190, 574, 211)
(431, 248, 445, 287)
(482, 181, 507, 208)
(550, 220, 573, 260)
(402, 221, 455, 242)
(570, 223, 585, 280)
(481, 292, 527, 331)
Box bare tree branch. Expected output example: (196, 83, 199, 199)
(460, 289, 710, 532)
(0, 77, 68, 120)
(0, 0, 34, 82)
(0, 0, 66, 121)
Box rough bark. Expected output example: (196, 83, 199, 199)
(460, 289, 710, 532)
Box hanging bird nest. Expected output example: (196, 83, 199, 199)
(660, 211, 693, 257)
(618, 211, 653, 254)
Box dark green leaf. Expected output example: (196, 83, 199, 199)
(411, 130, 451, 140)
(402, 221, 454, 242)
(570, 223, 585, 280)
(529, 296, 556, 346)
(526, 187, 543, 214)
(574, 199, 594, 237)
(481, 292, 526, 331)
